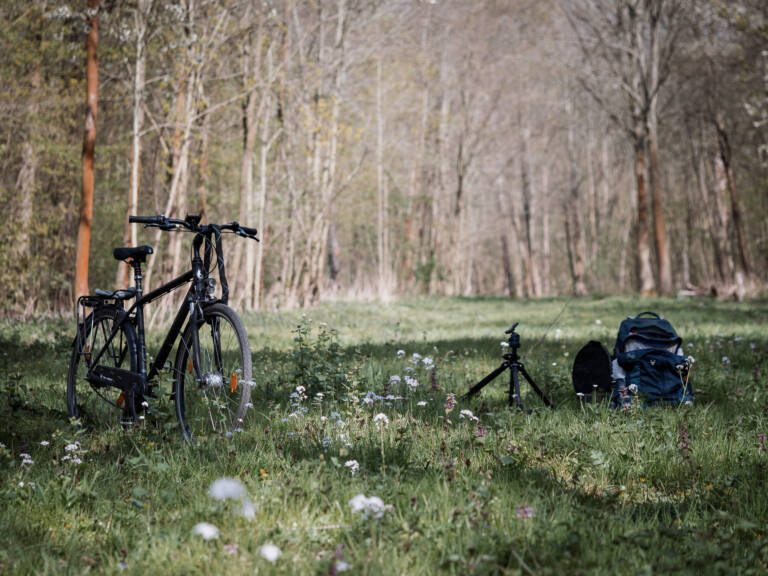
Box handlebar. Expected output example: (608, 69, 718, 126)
(128, 214, 259, 241)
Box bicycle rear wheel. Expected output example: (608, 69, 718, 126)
(67, 305, 138, 429)
(174, 303, 252, 443)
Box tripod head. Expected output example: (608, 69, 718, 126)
(504, 322, 521, 355)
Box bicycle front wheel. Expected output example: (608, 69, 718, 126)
(174, 303, 252, 443)
(67, 305, 138, 429)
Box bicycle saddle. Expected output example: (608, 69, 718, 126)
(113, 245, 153, 263)
(94, 287, 137, 300)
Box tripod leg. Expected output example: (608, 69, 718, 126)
(510, 365, 523, 409)
(461, 362, 508, 400)
(519, 365, 554, 408)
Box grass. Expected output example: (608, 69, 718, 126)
(1, 296, 767, 574)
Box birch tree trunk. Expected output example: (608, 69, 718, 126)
(117, 0, 151, 288)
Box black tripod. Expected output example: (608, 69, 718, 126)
(461, 323, 554, 409)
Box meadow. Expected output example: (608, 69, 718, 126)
(1, 296, 766, 575)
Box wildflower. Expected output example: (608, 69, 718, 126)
(516, 506, 535, 519)
(474, 420, 487, 438)
(348, 494, 388, 518)
(20, 453, 33, 465)
(373, 413, 389, 430)
(459, 409, 478, 422)
(208, 477, 255, 519)
(552, 362, 557, 366)
(259, 543, 281, 563)
(322, 437, 332, 448)
(223, 544, 239, 556)
(757, 434, 766, 453)
(405, 376, 419, 391)
(411, 353, 422, 363)
(18, 481, 24, 488)
(191, 522, 219, 540)
(722, 356, 730, 364)
(64, 443, 80, 452)
(141, 401, 149, 408)
(628, 384, 638, 394)
(444, 393, 456, 411)
(687, 355, 695, 364)
(389, 375, 401, 384)
(416, 401, 428, 407)
(71, 457, 83, 465)
(334, 560, 350, 572)
(344, 460, 360, 476)
(501, 341, 510, 348)
(422, 356, 434, 369)
(396, 350, 406, 358)
(595, 319, 602, 325)
(362, 391, 381, 405)
(39, 441, 50, 446)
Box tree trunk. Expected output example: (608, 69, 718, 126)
(565, 98, 587, 296)
(648, 108, 672, 294)
(714, 113, 752, 278)
(117, 0, 150, 288)
(634, 137, 655, 295)
(75, 0, 99, 303)
(520, 124, 541, 297)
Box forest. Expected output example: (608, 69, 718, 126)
(0, 0, 766, 316)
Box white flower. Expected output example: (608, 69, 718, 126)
(405, 376, 419, 390)
(335, 560, 350, 572)
(71, 457, 83, 465)
(410, 353, 422, 364)
(209, 478, 247, 500)
(18, 481, 24, 488)
(141, 401, 149, 408)
(349, 494, 388, 518)
(344, 460, 360, 476)
(628, 384, 638, 393)
(422, 357, 434, 368)
(259, 543, 281, 563)
(240, 498, 256, 520)
(362, 391, 381, 405)
(687, 355, 695, 364)
(64, 443, 80, 452)
(373, 413, 389, 430)
(416, 401, 428, 407)
(191, 522, 219, 540)
(459, 409, 478, 422)
(39, 441, 50, 446)
(396, 350, 406, 358)
(722, 356, 730, 364)
(552, 362, 557, 366)
(389, 375, 401, 384)
(595, 319, 602, 325)
(19, 453, 31, 459)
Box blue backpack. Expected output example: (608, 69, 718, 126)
(612, 312, 694, 406)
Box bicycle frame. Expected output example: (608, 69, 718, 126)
(84, 232, 216, 395)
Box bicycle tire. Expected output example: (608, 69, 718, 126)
(67, 305, 139, 429)
(173, 303, 252, 443)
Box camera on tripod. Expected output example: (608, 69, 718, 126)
(462, 322, 553, 410)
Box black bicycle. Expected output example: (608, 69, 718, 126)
(67, 214, 259, 443)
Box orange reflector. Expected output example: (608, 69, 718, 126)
(230, 372, 237, 394)
(117, 393, 125, 407)
(188, 359, 193, 373)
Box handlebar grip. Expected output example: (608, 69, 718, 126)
(240, 225, 258, 236)
(129, 215, 164, 225)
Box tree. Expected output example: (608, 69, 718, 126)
(75, 0, 99, 302)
